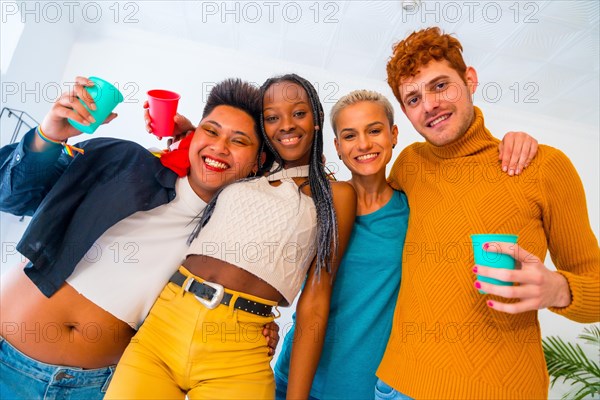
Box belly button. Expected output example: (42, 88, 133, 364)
(65, 322, 79, 331)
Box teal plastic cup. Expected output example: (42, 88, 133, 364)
(471, 234, 518, 294)
(68, 76, 124, 133)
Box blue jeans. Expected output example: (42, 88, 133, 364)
(0, 336, 115, 400)
(275, 374, 319, 400)
(374, 379, 414, 400)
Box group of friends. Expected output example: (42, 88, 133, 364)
(0, 27, 598, 400)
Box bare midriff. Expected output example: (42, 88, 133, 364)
(0, 266, 134, 369)
(180, 177, 309, 304)
(182, 256, 284, 303)
(0, 179, 305, 369)
(0, 258, 282, 370)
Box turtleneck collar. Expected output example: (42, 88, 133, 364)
(426, 106, 497, 159)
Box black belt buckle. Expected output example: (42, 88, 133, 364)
(184, 278, 224, 310)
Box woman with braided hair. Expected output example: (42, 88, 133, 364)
(105, 73, 356, 400)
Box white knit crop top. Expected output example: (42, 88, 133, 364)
(186, 165, 317, 305)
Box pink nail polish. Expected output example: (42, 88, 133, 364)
(483, 243, 490, 250)
(487, 301, 494, 307)
(474, 282, 481, 289)
(472, 266, 478, 273)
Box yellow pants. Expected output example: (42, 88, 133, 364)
(105, 266, 277, 400)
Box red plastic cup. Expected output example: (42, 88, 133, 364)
(147, 89, 181, 137)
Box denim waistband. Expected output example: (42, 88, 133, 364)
(0, 336, 115, 387)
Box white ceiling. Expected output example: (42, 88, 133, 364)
(74, 0, 599, 126)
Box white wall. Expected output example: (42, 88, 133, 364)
(1, 23, 598, 399)
(57, 27, 410, 171)
(1, 18, 76, 143)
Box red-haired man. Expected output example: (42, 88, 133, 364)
(376, 27, 599, 400)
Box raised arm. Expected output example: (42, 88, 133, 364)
(286, 181, 357, 399)
(0, 77, 117, 215)
(143, 101, 195, 147)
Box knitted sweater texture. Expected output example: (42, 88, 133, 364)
(377, 107, 600, 399)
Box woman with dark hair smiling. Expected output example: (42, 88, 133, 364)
(105, 74, 356, 400)
(0, 77, 279, 400)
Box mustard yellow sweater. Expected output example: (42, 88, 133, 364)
(378, 107, 600, 399)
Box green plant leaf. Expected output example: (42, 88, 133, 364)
(542, 325, 600, 400)
(579, 325, 600, 346)
(543, 326, 600, 399)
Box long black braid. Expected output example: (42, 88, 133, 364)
(258, 74, 338, 276)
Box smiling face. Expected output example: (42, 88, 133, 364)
(188, 105, 260, 201)
(399, 59, 478, 147)
(334, 101, 398, 179)
(262, 81, 315, 168)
